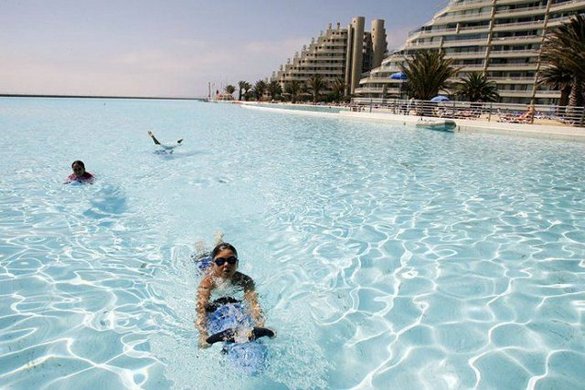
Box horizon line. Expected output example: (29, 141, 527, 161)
(0, 93, 207, 101)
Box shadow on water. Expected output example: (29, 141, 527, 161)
(153, 149, 202, 160)
(83, 184, 128, 221)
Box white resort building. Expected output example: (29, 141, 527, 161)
(355, 0, 585, 105)
(271, 17, 387, 96)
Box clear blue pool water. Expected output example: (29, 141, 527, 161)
(1, 97, 584, 389)
(246, 102, 347, 113)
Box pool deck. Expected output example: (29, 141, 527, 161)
(341, 111, 585, 142)
(241, 102, 585, 142)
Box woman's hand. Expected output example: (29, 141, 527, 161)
(198, 335, 211, 349)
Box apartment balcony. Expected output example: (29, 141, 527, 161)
(385, 88, 402, 95)
(360, 77, 393, 83)
(309, 41, 347, 50)
(296, 63, 344, 69)
(490, 35, 542, 45)
(550, 0, 585, 13)
(492, 20, 546, 32)
(313, 48, 346, 54)
(498, 90, 534, 98)
(407, 40, 443, 49)
(282, 76, 309, 81)
(354, 87, 385, 94)
(447, 50, 487, 59)
(547, 10, 585, 28)
(492, 77, 535, 84)
(487, 63, 538, 71)
(414, 24, 491, 37)
(496, 0, 536, 5)
(459, 64, 488, 71)
(369, 67, 402, 78)
(442, 38, 489, 48)
(411, 27, 457, 38)
(292, 70, 345, 75)
(447, 0, 493, 12)
(494, 5, 548, 18)
(534, 89, 561, 98)
(458, 25, 491, 34)
(326, 41, 347, 47)
(489, 49, 539, 58)
(435, 11, 493, 24)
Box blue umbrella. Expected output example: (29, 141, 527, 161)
(430, 95, 450, 102)
(389, 72, 407, 80)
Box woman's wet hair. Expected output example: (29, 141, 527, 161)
(71, 160, 85, 169)
(211, 242, 238, 259)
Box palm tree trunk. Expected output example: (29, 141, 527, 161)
(560, 85, 571, 106)
(569, 78, 584, 107)
(565, 78, 583, 123)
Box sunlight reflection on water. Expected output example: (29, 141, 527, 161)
(1, 98, 585, 389)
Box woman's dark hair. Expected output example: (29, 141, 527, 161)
(71, 160, 85, 169)
(211, 242, 238, 259)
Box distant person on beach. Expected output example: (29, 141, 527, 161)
(65, 160, 95, 184)
(148, 130, 183, 153)
(517, 105, 535, 123)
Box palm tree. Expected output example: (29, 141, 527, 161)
(400, 49, 460, 100)
(330, 77, 346, 102)
(299, 82, 310, 102)
(284, 80, 301, 103)
(540, 14, 585, 109)
(242, 81, 252, 101)
(224, 85, 236, 95)
(267, 80, 282, 101)
(457, 72, 500, 102)
(306, 75, 327, 103)
(253, 80, 267, 101)
(237, 81, 247, 101)
(538, 61, 572, 109)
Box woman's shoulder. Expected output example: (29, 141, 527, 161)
(198, 275, 214, 289)
(233, 272, 255, 288)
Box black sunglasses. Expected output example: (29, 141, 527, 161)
(214, 256, 238, 266)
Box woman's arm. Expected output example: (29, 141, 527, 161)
(195, 277, 212, 348)
(241, 275, 265, 327)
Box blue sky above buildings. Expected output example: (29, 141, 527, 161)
(0, 0, 446, 97)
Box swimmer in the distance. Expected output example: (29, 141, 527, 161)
(65, 160, 95, 184)
(148, 130, 183, 153)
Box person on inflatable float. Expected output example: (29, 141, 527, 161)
(195, 242, 273, 349)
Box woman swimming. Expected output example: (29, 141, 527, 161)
(65, 160, 95, 184)
(195, 242, 270, 348)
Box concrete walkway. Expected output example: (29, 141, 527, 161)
(241, 103, 585, 143)
(339, 111, 585, 143)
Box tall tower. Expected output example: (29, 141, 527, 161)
(271, 16, 387, 99)
(371, 19, 386, 69)
(349, 17, 365, 94)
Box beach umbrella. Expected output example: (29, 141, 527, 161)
(430, 95, 450, 102)
(389, 72, 407, 80)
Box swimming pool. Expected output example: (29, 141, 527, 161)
(245, 102, 348, 113)
(1, 97, 584, 389)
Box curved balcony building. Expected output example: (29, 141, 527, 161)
(355, 0, 585, 105)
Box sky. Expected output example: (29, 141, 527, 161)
(0, 0, 447, 98)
